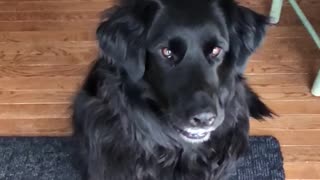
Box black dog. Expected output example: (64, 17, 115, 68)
(72, 0, 273, 179)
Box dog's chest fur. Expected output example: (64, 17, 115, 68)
(150, 151, 232, 180)
(114, 133, 241, 180)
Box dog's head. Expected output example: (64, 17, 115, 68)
(97, 0, 272, 144)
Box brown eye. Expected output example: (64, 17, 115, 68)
(210, 47, 222, 58)
(161, 48, 173, 59)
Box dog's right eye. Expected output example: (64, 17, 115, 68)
(161, 48, 173, 59)
(210, 47, 222, 58)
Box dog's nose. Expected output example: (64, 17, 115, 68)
(190, 112, 215, 126)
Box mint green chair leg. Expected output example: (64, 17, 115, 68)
(288, 0, 320, 96)
(269, 0, 283, 24)
(312, 70, 320, 96)
(269, 0, 320, 96)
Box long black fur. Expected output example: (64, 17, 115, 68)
(72, 0, 273, 179)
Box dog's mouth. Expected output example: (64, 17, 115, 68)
(174, 126, 212, 143)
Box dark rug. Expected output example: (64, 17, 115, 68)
(0, 136, 284, 180)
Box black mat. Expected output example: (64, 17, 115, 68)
(0, 136, 284, 180)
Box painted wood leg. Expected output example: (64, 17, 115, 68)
(288, 0, 320, 96)
(269, 0, 283, 25)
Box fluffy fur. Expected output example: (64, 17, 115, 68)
(72, 0, 273, 179)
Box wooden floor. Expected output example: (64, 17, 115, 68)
(0, 0, 319, 179)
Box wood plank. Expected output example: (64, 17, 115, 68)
(0, 31, 95, 42)
(262, 37, 320, 51)
(245, 60, 320, 74)
(250, 115, 320, 130)
(259, 91, 315, 101)
(250, 130, 320, 146)
(266, 26, 320, 38)
(243, 5, 320, 26)
(0, 41, 96, 54)
(0, 41, 98, 55)
(281, 146, 320, 162)
(0, 91, 74, 104)
(251, 48, 320, 62)
(0, 21, 98, 31)
(0, 104, 69, 119)
(0, 77, 82, 91)
(0, 11, 99, 21)
(0, 1, 112, 12)
(252, 85, 310, 94)
(0, 65, 89, 77)
(284, 5, 320, 28)
(0, 52, 97, 66)
(266, 5, 319, 25)
(265, 100, 320, 115)
(247, 74, 311, 89)
(284, 163, 320, 179)
(0, 0, 109, 2)
(0, 118, 72, 136)
(238, 0, 320, 7)
(254, 87, 316, 101)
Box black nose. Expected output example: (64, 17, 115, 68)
(190, 112, 215, 126)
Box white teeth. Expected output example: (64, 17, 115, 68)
(174, 126, 214, 143)
(184, 128, 208, 134)
(179, 132, 211, 144)
(190, 133, 204, 137)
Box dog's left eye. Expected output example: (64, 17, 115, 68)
(210, 47, 222, 58)
(161, 48, 174, 59)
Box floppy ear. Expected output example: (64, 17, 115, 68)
(220, 0, 269, 73)
(96, 0, 159, 81)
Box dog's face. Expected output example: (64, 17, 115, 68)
(144, 4, 230, 143)
(97, 0, 271, 144)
